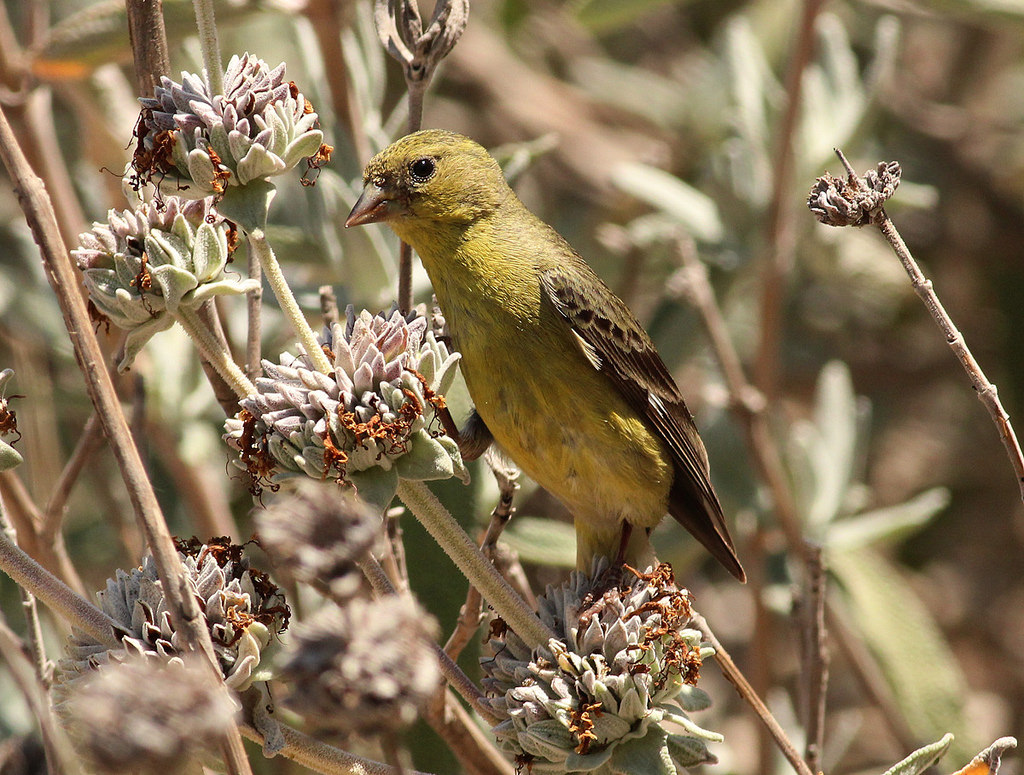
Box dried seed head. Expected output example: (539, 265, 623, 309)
(135, 53, 324, 198)
(279, 597, 441, 735)
(63, 656, 236, 775)
(224, 305, 466, 509)
(480, 561, 722, 773)
(54, 538, 289, 699)
(257, 480, 381, 600)
(375, 0, 469, 84)
(808, 157, 902, 227)
(72, 197, 259, 371)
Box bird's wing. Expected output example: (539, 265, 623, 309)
(540, 263, 745, 580)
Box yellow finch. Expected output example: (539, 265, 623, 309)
(346, 130, 744, 581)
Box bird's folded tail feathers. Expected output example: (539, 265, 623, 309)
(668, 482, 746, 582)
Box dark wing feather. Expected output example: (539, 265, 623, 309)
(541, 263, 745, 581)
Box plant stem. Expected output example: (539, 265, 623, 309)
(177, 306, 255, 398)
(358, 555, 499, 724)
(248, 228, 333, 374)
(192, 0, 224, 95)
(0, 524, 121, 647)
(396, 480, 555, 650)
(873, 210, 1024, 503)
(693, 612, 815, 775)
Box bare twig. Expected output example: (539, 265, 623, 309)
(756, 0, 826, 398)
(304, 0, 372, 163)
(424, 692, 515, 775)
(809, 150, 1024, 503)
(40, 412, 104, 545)
(801, 543, 829, 773)
(375, 0, 469, 312)
(320, 284, 340, 328)
(0, 103, 253, 775)
(692, 612, 815, 775)
(0, 471, 86, 596)
(673, 238, 807, 558)
(125, 0, 171, 94)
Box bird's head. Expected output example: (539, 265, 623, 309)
(345, 130, 509, 235)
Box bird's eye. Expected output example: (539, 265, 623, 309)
(409, 157, 436, 182)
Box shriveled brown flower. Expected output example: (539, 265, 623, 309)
(257, 480, 381, 600)
(63, 656, 235, 774)
(279, 596, 440, 736)
(808, 157, 901, 227)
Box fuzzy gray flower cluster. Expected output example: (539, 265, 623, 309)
(137, 53, 324, 197)
(63, 656, 235, 775)
(72, 197, 257, 370)
(54, 539, 288, 698)
(224, 307, 465, 509)
(481, 562, 722, 774)
(278, 596, 441, 735)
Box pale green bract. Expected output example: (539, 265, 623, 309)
(138, 53, 324, 198)
(53, 540, 288, 703)
(481, 560, 722, 774)
(224, 307, 467, 510)
(72, 197, 258, 371)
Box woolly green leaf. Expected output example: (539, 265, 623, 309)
(500, 516, 576, 568)
(830, 548, 976, 760)
(610, 163, 724, 244)
(827, 488, 950, 550)
(0, 439, 23, 471)
(881, 734, 954, 775)
(217, 180, 277, 233)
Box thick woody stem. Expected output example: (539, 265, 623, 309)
(396, 480, 555, 650)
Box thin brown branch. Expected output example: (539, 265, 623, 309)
(801, 543, 829, 773)
(873, 211, 1024, 502)
(0, 521, 122, 648)
(0, 102, 253, 774)
(40, 412, 104, 545)
(0, 471, 86, 596)
(756, 0, 826, 398)
(674, 239, 807, 558)
(124, 0, 171, 95)
(692, 612, 815, 775)
(424, 692, 515, 775)
(304, 0, 373, 164)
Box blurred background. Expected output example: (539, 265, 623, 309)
(0, 0, 1023, 773)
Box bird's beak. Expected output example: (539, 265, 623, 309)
(345, 182, 397, 227)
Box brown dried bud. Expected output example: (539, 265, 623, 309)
(279, 597, 441, 736)
(63, 657, 236, 774)
(808, 156, 901, 227)
(257, 481, 381, 600)
(375, 0, 469, 84)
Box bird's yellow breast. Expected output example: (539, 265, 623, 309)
(398, 213, 673, 532)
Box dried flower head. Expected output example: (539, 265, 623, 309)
(0, 368, 22, 472)
(278, 597, 441, 735)
(808, 156, 902, 227)
(135, 53, 325, 198)
(63, 656, 235, 775)
(54, 538, 289, 698)
(375, 0, 469, 85)
(480, 562, 722, 774)
(72, 197, 259, 371)
(224, 306, 466, 509)
(257, 480, 381, 600)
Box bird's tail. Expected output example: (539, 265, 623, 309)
(668, 482, 746, 582)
